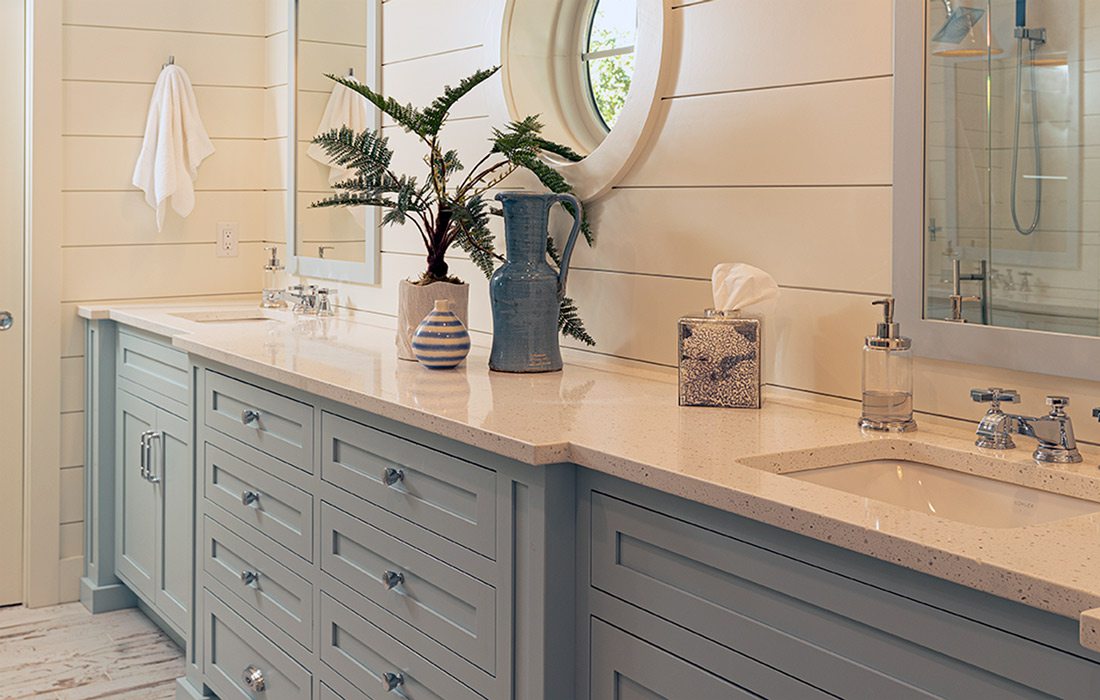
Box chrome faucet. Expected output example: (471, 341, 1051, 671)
(946, 259, 985, 323)
(284, 284, 335, 316)
(972, 389, 1082, 463)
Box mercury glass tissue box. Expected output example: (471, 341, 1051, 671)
(678, 310, 762, 409)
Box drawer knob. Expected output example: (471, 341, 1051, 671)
(240, 570, 260, 586)
(241, 409, 261, 426)
(381, 672, 405, 692)
(241, 490, 261, 507)
(381, 570, 405, 590)
(382, 467, 405, 487)
(242, 665, 266, 692)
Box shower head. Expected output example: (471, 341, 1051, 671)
(931, 1, 1002, 57)
(933, 4, 986, 44)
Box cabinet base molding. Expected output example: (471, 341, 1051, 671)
(79, 576, 136, 614)
(174, 676, 215, 700)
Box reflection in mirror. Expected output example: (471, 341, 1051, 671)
(504, 0, 637, 157)
(923, 0, 1098, 335)
(293, 0, 373, 267)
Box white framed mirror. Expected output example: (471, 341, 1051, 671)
(287, 0, 381, 284)
(895, 0, 1100, 381)
(485, 0, 671, 201)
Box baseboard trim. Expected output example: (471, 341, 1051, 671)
(79, 577, 136, 614)
(175, 676, 214, 700)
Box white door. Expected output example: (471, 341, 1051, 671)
(0, 0, 26, 605)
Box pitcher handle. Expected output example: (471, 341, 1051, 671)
(551, 193, 583, 298)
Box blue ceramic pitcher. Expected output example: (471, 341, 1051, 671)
(489, 192, 583, 373)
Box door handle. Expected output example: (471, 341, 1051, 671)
(146, 432, 162, 483)
(139, 430, 155, 479)
(0, 311, 12, 331)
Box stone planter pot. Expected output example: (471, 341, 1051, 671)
(397, 279, 469, 361)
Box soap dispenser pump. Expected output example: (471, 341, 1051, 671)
(261, 246, 286, 309)
(860, 297, 916, 432)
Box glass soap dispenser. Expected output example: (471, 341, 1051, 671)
(261, 245, 286, 308)
(860, 297, 916, 432)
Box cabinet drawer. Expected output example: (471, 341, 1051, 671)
(118, 330, 189, 406)
(591, 619, 810, 700)
(203, 516, 313, 650)
(320, 593, 484, 700)
(203, 590, 312, 700)
(321, 503, 496, 674)
(590, 491, 1100, 699)
(205, 370, 314, 473)
(321, 412, 496, 558)
(204, 443, 313, 561)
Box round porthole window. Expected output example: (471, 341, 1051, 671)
(488, 0, 667, 200)
(582, 0, 638, 132)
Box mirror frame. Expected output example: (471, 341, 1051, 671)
(893, 0, 1100, 381)
(484, 0, 673, 201)
(286, 0, 382, 285)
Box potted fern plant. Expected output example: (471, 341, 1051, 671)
(311, 66, 595, 360)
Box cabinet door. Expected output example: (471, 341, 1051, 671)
(154, 407, 191, 633)
(592, 620, 771, 700)
(115, 391, 157, 600)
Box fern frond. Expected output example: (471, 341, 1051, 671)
(452, 196, 501, 277)
(421, 67, 501, 136)
(535, 137, 584, 163)
(311, 127, 393, 179)
(559, 296, 595, 346)
(327, 75, 427, 137)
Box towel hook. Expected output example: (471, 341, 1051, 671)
(163, 55, 175, 69)
(347, 67, 354, 78)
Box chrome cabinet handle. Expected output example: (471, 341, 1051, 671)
(241, 490, 261, 507)
(381, 570, 405, 590)
(146, 432, 162, 483)
(381, 672, 405, 692)
(0, 311, 12, 331)
(139, 430, 155, 480)
(241, 409, 261, 427)
(240, 570, 260, 586)
(139, 432, 148, 479)
(242, 665, 266, 692)
(382, 467, 404, 487)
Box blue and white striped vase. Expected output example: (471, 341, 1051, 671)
(412, 300, 471, 369)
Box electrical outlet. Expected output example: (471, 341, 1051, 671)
(216, 222, 239, 258)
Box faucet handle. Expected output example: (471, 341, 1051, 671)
(971, 388, 1020, 410)
(1046, 395, 1071, 414)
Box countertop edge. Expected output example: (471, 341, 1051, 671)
(82, 304, 1100, 648)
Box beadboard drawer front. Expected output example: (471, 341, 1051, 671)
(321, 412, 496, 559)
(205, 370, 314, 472)
(203, 516, 313, 650)
(590, 492, 1100, 699)
(204, 590, 312, 700)
(204, 443, 313, 561)
(591, 619, 801, 700)
(117, 330, 189, 405)
(320, 593, 485, 700)
(321, 503, 497, 674)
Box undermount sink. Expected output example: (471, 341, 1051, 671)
(170, 309, 276, 324)
(789, 459, 1100, 529)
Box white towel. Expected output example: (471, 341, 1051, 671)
(132, 65, 215, 232)
(307, 79, 372, 186)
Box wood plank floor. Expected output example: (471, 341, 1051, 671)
(0, 603, 184, 699)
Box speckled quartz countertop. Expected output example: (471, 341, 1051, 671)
(79, 302, 1100, 651)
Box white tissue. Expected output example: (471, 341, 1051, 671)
(711, 263, 779, 316)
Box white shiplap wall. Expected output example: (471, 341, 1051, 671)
(57, 0, 271, 601)
(316, 0, 1100, 442)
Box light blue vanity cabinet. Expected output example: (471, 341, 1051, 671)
(82, 323, 194, 643)
(184, 360, 577, 700)
(577, 471, 1100, 700)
